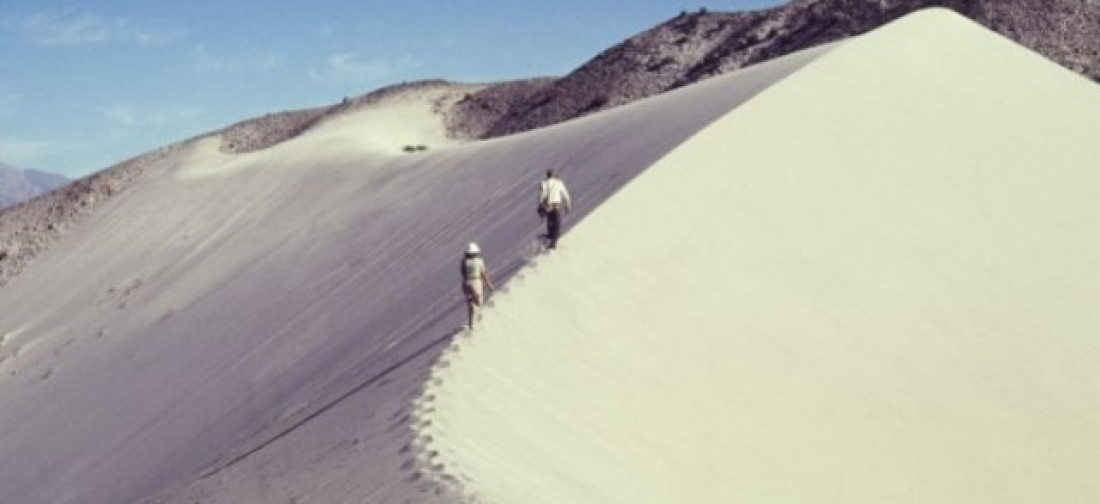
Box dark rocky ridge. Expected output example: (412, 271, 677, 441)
(477, 0, 1100, 138)
(444, 78, 556, 140)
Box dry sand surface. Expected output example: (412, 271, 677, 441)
(0, 24, 825, 504)
(418, 9, 1100, 504)
(2, 7, 1097, 503)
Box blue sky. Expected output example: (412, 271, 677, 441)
(0, 1, 785, 177)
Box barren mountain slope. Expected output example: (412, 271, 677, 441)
(479, 0, 1100, 137)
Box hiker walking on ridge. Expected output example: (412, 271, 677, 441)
(537, 169, 571, 249)
(460, 242, 494, 329)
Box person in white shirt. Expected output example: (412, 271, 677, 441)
(537, 169, 572, 249)
(460, 242, 494, 328)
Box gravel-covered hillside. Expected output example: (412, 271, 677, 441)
(476, 0, 1100, 137)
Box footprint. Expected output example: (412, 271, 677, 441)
(52, 338, 76, 358)
(387, 413, 412, 434)
(416, 481, 439, 493)
(156, 310, 175, 324)
(398, 442, 413, 455)
(11, 340, 33, 359)
(106, 277, 144, 309)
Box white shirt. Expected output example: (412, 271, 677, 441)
(539, 177, 571, 208)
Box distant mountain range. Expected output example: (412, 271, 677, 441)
(0, 160, 69, 209)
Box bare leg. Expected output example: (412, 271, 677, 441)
(463, 282, 484, 329)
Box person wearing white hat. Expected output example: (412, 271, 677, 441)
(460, 242, 494, 328)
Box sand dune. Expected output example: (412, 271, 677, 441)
(0, 23, 826, 504)
(418, 8, 1100, 503)
(3, 6, 1095, 503)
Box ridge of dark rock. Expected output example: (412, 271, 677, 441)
(474, 0, 1100, 138)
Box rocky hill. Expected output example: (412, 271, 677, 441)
(474, 0, 1100, 138)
